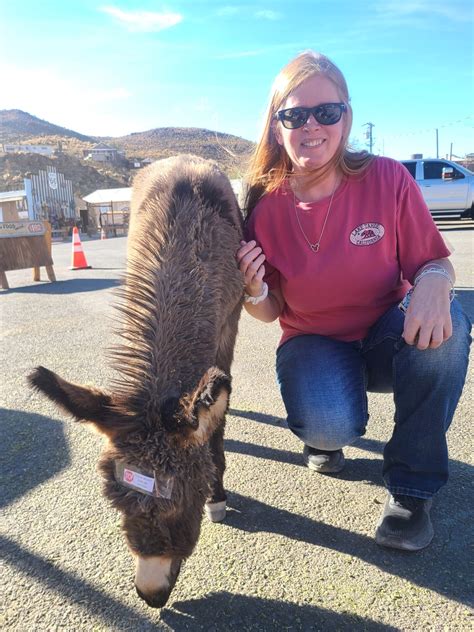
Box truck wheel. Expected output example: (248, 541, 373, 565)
(461, 206, 474, 220)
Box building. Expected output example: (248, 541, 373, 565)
(81, 178, 244, 236)
(2, 143, 55, 156)
(83, 143, 125, 164)
(83, 187, 131, 235)
(0, 190, 29, 222)
(24, 166, 76, 227)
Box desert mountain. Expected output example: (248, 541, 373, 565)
(0, 110, 254, 195)
(0, 110, 94, 143)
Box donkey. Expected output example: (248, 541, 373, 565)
(29, 155, 244, 608)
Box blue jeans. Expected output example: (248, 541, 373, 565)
(276, 300, 471, 499)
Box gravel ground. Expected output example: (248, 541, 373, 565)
(1, 219, 473, 631)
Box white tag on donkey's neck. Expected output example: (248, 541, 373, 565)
(124, 468, 155, 492)
(114, 462, 174, 499)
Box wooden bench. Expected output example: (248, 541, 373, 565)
(51, 228, 70, 241)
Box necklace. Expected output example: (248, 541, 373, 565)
(293, 180, 337, 253)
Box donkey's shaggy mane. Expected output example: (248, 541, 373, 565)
(108, 156, 243, 425)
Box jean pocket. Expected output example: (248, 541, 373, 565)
(363, 304, 405, 353)
(393, 337, 406, 353)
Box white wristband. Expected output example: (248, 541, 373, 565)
(414, 267, 453, 288)
(244, 282, 268, 305)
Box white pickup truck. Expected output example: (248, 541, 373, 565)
(400, 158, 474, 219)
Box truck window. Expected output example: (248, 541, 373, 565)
(401, 162, 416, 179)
(423, 162, 446, 179)
(422, 161, 464, 180)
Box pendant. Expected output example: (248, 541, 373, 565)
(310, 243, 320, 252)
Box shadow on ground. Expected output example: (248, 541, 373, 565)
(0, 409, 70, 508)
(164, 591, 398, 631)
(226, 438, 384, 486)
(227, 408, 473, 607)
(223, 481, 473, 608)
(3, 278, 121, 294)
(1, 536, 397, 632)
(229, 408, 284, 427)
(0, 537, 158, 632)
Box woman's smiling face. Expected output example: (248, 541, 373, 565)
(274, 74, 346, 174)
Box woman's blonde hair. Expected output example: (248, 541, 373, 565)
(244, 51, 374, 217)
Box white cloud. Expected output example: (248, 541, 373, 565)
(372, 0, 469, 23)
(100, 6, 183, 32)
(255, 10, 282, 20)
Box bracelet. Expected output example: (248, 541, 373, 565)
(244, 282, 268, 305)
(414, 266, 454, 288)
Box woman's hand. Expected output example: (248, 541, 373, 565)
(236, 240, 266, 297)
(403, 275, 453, 350)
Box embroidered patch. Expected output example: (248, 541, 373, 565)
(114, 462, 174, 499)
(350, 222, 385, 246)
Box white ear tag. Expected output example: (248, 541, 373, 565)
(114, 462, 174, 499)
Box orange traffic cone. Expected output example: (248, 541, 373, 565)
(70, 227, 92, 270)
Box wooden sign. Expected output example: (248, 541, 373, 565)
(0, 221, 56, 289)
(0, 221, 46, 238)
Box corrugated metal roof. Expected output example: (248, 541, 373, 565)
(0, 190, 27, 202)
(84, 180, 242, 206)
(83, 187, 132, 204)
(91, 143, 118, 151)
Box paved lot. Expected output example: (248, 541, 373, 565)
(1, 219, 473, 631)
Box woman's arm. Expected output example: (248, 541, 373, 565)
(236, 240, 284, 323)
(403, 257, 455, 350)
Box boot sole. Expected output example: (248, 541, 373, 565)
(306, 453, 345, 474)
(375, 525, 434, 551)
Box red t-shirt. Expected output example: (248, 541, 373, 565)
(245, 156, 451, 345)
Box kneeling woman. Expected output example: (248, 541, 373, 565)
(237, 51, 471, 551)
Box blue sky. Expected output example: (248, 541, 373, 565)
(1, 0, 473, 159)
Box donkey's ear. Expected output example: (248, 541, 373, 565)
(192, 368, 231, 445)
(168, 367, 231, 447)
(28, 366, 115, 433)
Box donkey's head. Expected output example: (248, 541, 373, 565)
(28, 365, 231, 607)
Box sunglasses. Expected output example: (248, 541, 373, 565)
(276, 102, 347, 129)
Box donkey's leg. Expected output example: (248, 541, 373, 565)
(205, 301, 242, 523)
(204, 423, 227, 522)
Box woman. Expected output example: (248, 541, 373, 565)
(237, 51, 471, 551)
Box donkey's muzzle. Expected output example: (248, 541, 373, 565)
(136, 584, 173, 608)
(135, 558, 182, 608)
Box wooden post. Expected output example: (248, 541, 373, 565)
(33, 222, 53, 281)
(44, 223, 56, 280)
(0, 270, 9, 289)
(0, 220, 55, 289)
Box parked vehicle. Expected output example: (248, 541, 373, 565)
(400, 158, 474, 219)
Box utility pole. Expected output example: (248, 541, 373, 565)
(436, 128, 439, 158)
(363, 122, 375, 153)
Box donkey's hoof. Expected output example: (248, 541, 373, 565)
(205, 500, 226, 522)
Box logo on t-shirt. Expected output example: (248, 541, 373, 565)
(350, 222, 385, 246)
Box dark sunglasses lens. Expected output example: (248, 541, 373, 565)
(280, 108, 308, 129)
(316, 104, 343, 125)
(278, 104, 344, 128)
